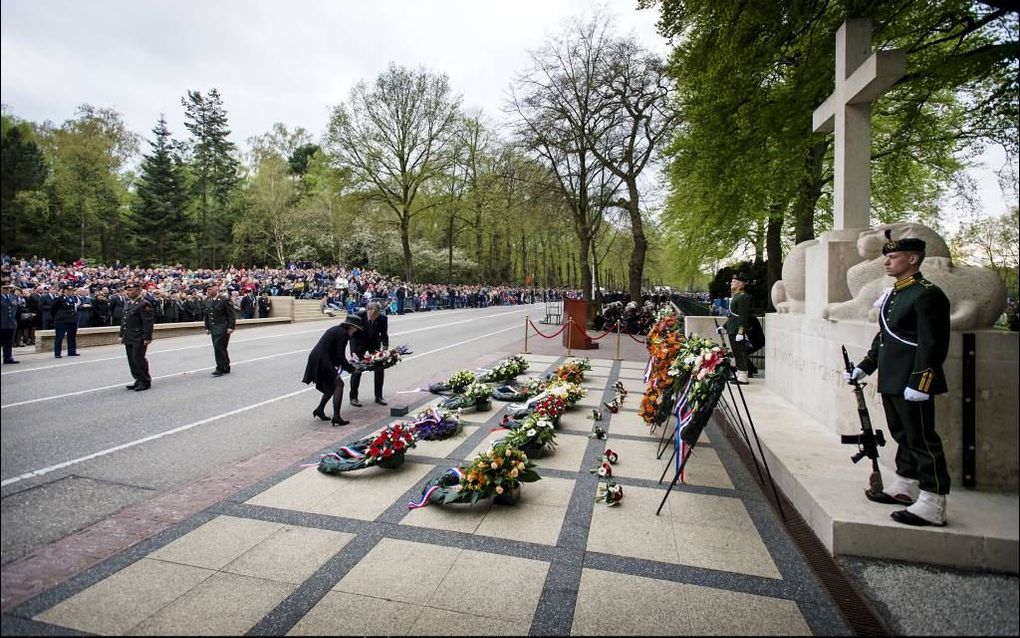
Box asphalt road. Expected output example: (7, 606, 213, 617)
(0, 304, 536, 564)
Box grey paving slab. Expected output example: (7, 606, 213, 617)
(684, 582, 812, 635)
(286, 590, 421, 636)
(428, 549, 549, 622)
(409, 606, 528, 635)
(572, 568, 690, 635)
(223, 525, 355, 584)
(148, 516, 283, 570)
(333, 538, 461, 606)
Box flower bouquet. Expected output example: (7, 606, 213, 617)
(317, 423, 417, 473)
(545, 380, 587, 406)
(595, 480, 624, 506)
(532, 394, 566, 427)
(478, 355, 529, 383)
(350, 344, 412, 373)
(407, 441, 541, 509)
(440, 380, 494, 411)
(502, 415, 556, 459)
(428, 368, 477, 395)
(640, 313, 685, 426)
(409, 407, 463, 441)
(553, 358, 591, 384)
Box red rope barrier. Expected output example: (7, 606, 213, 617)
(528, 320, 568, 339)
(589, 321, 621, 341)
(626, 332, 647, 344)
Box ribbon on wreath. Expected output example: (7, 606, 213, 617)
(670, 377, 696, 482)
(407, 467, 465, 509)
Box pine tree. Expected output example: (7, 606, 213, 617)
(132, 115, 191, 265)
(182, 88, 240, 267)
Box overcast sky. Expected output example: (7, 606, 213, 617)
(1, 0, 1014, 223)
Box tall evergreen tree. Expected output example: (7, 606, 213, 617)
(1, 114, 50, 255)
(132, 115, 191, 265)
(182, 88, 240, 267)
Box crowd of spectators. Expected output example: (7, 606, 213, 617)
(0, 254, 582, 346)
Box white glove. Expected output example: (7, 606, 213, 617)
(734, 333, 745, 342)
(843, 367, 866, 383)
(904, 387, 930, 402)
(715, 326, 725, 335)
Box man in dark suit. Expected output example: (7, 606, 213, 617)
(38, 286, 55, 330)
(75, 287, 93, 328)
(1, 283, 20, 364)
(120, 281, 155, 391)
(52, 285, 80, 358)
(847, 232, 952, 527)
(257, 292, 272, 318)
(240, 290, 257, 319)
(349, 301, 389, 406)
(204, 283, 236, 376)
(110, 288, 127, 326)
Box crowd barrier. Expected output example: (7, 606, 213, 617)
(521, 315, 646, 360)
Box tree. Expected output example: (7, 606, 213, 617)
(590, 33, 679, 304)
(510, 14, 622, 302)
(1, 112, 50, 254)
(324, 64, 462, 281)
(232, 155, 299, 267)
(954, 207, 1019, 294)
(132, 115, 191, 265)
(44, 104, 138, 262)
(182, 88, 241, 267)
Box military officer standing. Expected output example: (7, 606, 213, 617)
(204, 283, 236, 376)
(721, 272, 751, 384)
(846, 231, 951, 527)
(120, 281, 155, 391)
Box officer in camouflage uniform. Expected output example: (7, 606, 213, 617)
(204, 283, 237, 377)
(120, 281, 155, 391)
(846, 231, 951, 526)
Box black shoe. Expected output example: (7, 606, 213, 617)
(866, 488, 914, 505)
(375, 398, 388, 406)
(350, 399, 363, 407)
(54, 354, 62, 358)
(4, 359, 19, 364)
(331, 416, 350, 427)
(133, 384, 151, 391)
(68, 353, 80, 357)
(126, 383, 140, 390)
(312, 409, 329, 421)
(891, 509, 945, 527)
(211, 371, 224, 377)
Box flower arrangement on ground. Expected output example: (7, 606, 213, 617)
(406, 441, 541, 508)
(589, 449, 619, 478)
(553, 358, 590, 383)
(545, 380, 587, 406)
(526, 377, 548, 396)
(440, 380, 494, 410)
(532, 394, 567, 421)
(479, 355, 529, 382)
(595, 480, 623, 506)
(447, 369, 477, 392)
(503, 414, 557, 456)
(409, 407, 463, 441)
(349, 344, 412, 372)
(318, 423, 417, 473)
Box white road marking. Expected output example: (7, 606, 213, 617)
(1, 309, 529, 408)
(0, 305, 521, 376)
(0, 323, 520, 487)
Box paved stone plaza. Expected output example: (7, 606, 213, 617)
(6, 354, 850, 635)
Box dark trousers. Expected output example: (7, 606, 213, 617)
(211, 328, 231, 372)
(728, 333, 748, 371)
(350, 367, 384, 400)
(54, 322, 78, 356)
(881, 394, 951, 495)
(1, 328, 14, 361)
(125, 340, 151, 385)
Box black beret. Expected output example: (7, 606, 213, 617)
(882, 229, 926, 255)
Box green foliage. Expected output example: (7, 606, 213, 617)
(1, 113, 50, 255)
(132, 115, 192, 265)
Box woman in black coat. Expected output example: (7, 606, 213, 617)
(302, 315, 364, 426)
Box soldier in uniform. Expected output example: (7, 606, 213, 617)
(720, 272, 751, 384)
(349, 301, 389, 406)
(846, 231, 951, 527)
(52, 285, 80, 358)
(120, 281, 155, 391)
(204, 283, 236, 376)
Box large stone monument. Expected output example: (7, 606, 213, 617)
(767, 19, 1018, 492)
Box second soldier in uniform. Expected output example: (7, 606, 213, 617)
(120, 281, 155, 391)
(204, 283, 237, 376)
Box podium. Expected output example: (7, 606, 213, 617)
(562, 299, 598, 350)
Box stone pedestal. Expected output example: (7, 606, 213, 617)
(803, 229, 866, 318)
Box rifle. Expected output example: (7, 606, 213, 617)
(840, 346, 886, 495)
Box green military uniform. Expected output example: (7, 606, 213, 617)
(204, 295, 236, 374)
(725, 289, 751, 374)
(121, 294, 155, 389)
(857, 270, 951, 496)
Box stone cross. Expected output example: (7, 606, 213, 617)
(813, 19, 905, 230)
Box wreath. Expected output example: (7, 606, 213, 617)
(407, 441, 541, 508)
(318, 423, 416, 473)
(428, 369, 476, 395)
(349, 344, 412, 373)
(478, 355, 529, 382)
(409, 407, 463, 441)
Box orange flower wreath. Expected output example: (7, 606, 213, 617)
(639, 315, 685, 425)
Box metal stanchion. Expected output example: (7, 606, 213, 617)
(614, 320, 622, 361)
(523, 315, 530, 354)
(567, 316, 573, 357)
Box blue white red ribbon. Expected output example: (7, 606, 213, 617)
(671, 377, 695, 481)
(407, 467, 465, 509)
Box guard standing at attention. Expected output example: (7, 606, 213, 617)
(349, 301, 389, 406)
(204, 283, 236, 376)
(721, 272, 751, 384)
(120, 281, 155, 391)
(846, 231, 951, 527)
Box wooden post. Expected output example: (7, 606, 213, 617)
(523, 315, 530, 354)
(615, 320, 622, 361)
(567, 316, 573, 357)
